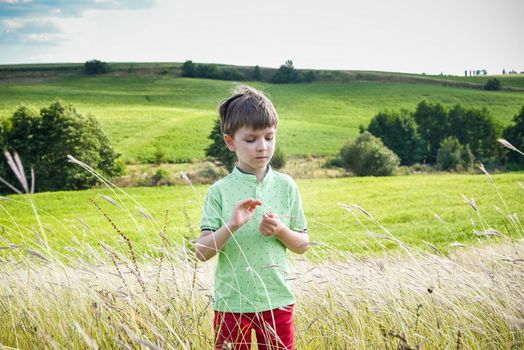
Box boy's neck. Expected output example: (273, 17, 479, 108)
(236, 164, 269, 182)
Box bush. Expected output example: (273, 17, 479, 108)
(84, 59, 110, 75)
(340, 132, 400, 176)
(0, 101, 123, 193)
(303, 71, 316, 83)
(436, 137, 473, 171)
(270, 146, 286, 170)
(219, 68, 245, 81)
(484, 78, 501, 91)
(181, 60, 245, 81)
(151, 168, 171, 186)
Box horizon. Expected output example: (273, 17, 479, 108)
(0, 0, 523, 76)
(1, 60, 522, 78)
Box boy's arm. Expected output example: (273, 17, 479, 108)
(195, 225, 237, 262)
(276, 226, 310, 254)
(259, 213, 309, 254)
(195, 198, 262, 262)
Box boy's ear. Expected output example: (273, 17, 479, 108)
(223, 134, 236, 151)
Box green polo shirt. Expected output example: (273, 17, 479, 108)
(200, 165, 307, 313)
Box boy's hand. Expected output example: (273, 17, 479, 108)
(228, 198, 263, 231)
(259, 212, 285, 237)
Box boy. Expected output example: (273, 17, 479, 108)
(196, 85, 309, 350)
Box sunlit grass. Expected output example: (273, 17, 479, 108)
(1, 171, 523, 256)
(0, 170, 522, 349)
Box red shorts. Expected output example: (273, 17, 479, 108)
(214, 304, 294, 350)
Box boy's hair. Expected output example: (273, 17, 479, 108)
(218, 85, 278, 136)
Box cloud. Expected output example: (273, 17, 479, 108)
(0, 18, 64, 45)
(0, 0, 158, 18)
(0, 0, 158, 46)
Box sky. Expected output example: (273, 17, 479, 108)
(0, 0, 523, 75)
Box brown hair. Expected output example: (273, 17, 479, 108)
(218, 85, 278, 136)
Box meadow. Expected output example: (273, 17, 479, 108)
(1, 167, 523, 349)
(1, 73, 524, 163)
(1, 65, 523, 348)
(1, 169, 522, 256)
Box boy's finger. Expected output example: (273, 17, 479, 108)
(262, 215, 278, 226)
(237, 198, 263, 207)
(259, 223, 272, 234)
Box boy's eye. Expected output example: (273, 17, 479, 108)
(265, 136, 274, 141)
(245, 139, 255, 143)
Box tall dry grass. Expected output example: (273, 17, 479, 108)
(0, 144, 523, 349)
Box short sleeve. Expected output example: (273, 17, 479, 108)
(200, 186, 222, 232)
(289, 181, 307, 233)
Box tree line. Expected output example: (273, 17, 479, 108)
(182, 59, 315, 84)
(336, 101, 524, 176)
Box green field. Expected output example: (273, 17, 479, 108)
(1, 172, 522, 257)
(1, 72, 524, 163)
(1, 65, 523, 349)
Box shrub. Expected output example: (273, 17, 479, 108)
(219, 68, 245, 81)
(340, 132, 400, 176)
(303, 71, 316, 83)
(484, 78, 501, 91)
(270, 146, 286, 170)
(436, 137, 473, 171)
(181, 60, 244, 81)
(154, 145, 167, 164)
(84, 59, 110, 75)
(151, 168, 170, 186)
(0, 101, 123, 193)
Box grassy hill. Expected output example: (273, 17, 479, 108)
(1, 63, 524, 163)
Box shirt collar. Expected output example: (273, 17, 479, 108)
(232, 165, 273, 184)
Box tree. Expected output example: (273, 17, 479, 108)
(340, 132, 400, 176)
(447, 104, 500, 160)
(503, 106, 524, 167)
(271, 60, 303, 84)
(253, 65, 262, 81)
(436, 137, 473, 171)
(195, 64, 220, 79)
(484, 78, 501, 91)
(181, 60, 196, 77)
(303, 71, 316, 83)
(413, 100, 449, 163)
(84, 59, 110, 75)
(205, 119, 236, 171)
(0, 101, 123, 193)
(219, 68, 245, 81)
(367, 109, 425, 165)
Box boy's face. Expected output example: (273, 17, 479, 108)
(224, 126, 276, 173)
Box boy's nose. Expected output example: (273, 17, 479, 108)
(257, 140, 268, 151)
